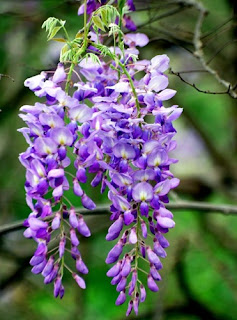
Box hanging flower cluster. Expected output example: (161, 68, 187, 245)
(19, 0, 182, 316)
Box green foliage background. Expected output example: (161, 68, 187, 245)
(0, 0, 237, 319)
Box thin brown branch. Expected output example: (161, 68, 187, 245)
(169, 68, 232, 95)
(201, 16, 234, 40)
(206, 39, 237, 65)
(136, 6, 187, 29)
(1, 201, 237, 236)
(173, 69, 208, 73)
(0, 73, 14, 82)
(191, 0, 237, 98)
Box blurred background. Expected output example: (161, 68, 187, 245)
(0, 0, 237, 319)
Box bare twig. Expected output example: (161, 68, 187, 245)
(206, 39, 237, 65)
(191, 0, 237, 98)
(136, 6, 187, 29)
(201, 16, 234, 40)
(0, 73, 14, 82)
(1, 201, 237, 236)
(169, 69, 231, 95)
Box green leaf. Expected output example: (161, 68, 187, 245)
(118, 0, 126, 13)
(42, 17, 67, 41)
(84, 53, 101, 65)
(93, 5, 119, 29)
(48, 26, 62, 40)
(108, 23, 122, 37)
(60, 44, 71, 62)
(92, 16, 106, 32)
(52, 38, 67, 43)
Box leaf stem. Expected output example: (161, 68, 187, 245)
(118, 61, 140, 112)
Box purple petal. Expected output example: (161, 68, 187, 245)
(31, 259, 46, 274)
(111, 274, 122, 285)
(121, 257, 131, 277)
(53, 63, 66, 83)
(70, 228, 80, 246)
(73, 273, 86, 289)
(148, 75, 168, 92)
(124, 210, 134, 225)
(156, 234, 169, 248)
(51, 212, 61, 230)
(48, 168, 64, 179)
(106, 231, 121, 241)
(129, 270, 137, 295)
(28, 217, 48, 231)
(106, 240, 123, 264)
(113, 143, 136, 160)
(73, 179, 83, 197)
(157, 89, 176, 100)
(140, 285, 146, 302)
(81, 193, 96, 210)
(132, 182, 153, 202)
(34, 137, 58, 156)
(142, 140, 160, 154)
(39, 113, 64, 128)
(69, 105, 93, 123)
(34, 242, 47, 256)
(140, 201, 149, 217)
(141, 219, 147, 238)
(76, 167, 87, 183)
(107, 82, 130, 93)
(112, 173, 133, 187)
(150, 54, 170, 73)
(147, 247, 161, 265)
(108, 215, 124, 236)
(44, 263, 59, 284)
(107, 261, 122, 277)
(126, 301, 134, 317)
(154, 180, 171, 196)
(78, 216, 91, 237)
(116, 276, 127, 292)
(133, 169, 156, 182)
(24, 72, 46, 91)
(167, 108, 183, 121)
(112, 195, 131, 212)
(76, 257, 88, 274)
(147, 274, 159, 292)
(54, 276, 62, 298)
(129, 227, 137, 244)
(157, 216, 175, 228)
(53, 185, 63, 198)
(133, 295, 139, 315)
(150, 265, 161, 281)
(50, 127, 73, 146)
(42, 256, 54, 277)
(69, 208, 79, 228)
(115, 290, 126, 306)
(30, 255, 44, 266)
(153, 239, 167, 258)
(147, 149, 168, 167)
(58, 234, 65, 255)
(124, 33, 149, 47)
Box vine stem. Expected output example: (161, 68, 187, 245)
(117, 60, 140, 112)
(65, 0, 88, 93)
(65, 62, 75, 93)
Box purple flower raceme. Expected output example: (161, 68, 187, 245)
(71, 32, 181, 313)
(19, 63, 93, 296)
(19, 0, 182, 316)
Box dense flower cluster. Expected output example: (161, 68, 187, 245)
(19, 0, 182, 316)
(19, 64, 93, 295)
